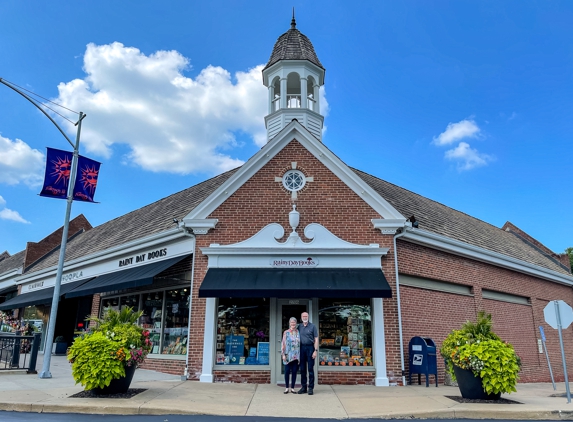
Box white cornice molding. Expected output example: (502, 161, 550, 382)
(181, 219, 218, 235)
(372, 219, 409, 235)
(0, 267, 22, 282)
(17, 228, 194, 284)
(183, 120, 405, 222)
(402, 228, 573, 286)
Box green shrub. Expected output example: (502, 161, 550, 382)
(68, 332, 125, 390)
(67, 307, 152, 390)
(440, 311, 521, 395)
(54, 336, 65, 343)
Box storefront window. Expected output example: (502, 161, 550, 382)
(120, 294, 140, 312)
(139, 291, 163, 354)
(216, 298, 270, 365)
(318, 299, 373, 367)
(102, 286, 191, 355)
(162, 288, 189, 355)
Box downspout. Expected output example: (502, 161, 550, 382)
(179, 226, 195, 380)
(393, 226, 408, 386)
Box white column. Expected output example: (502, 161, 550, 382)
(301, 77, 308, 109)
(280, 78, 287, 109)
(268, 86, 274, 114)
(372, 298, 390, 386)
(200, 297, 216, 383)
(314, 84, 320, 114)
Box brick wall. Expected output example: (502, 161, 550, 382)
(318, 371, 375, 385)
(397, 240, 573, 384)
(24, 214, 92, 270)
(140, 358, 186, 375)
(213, 370, 271, 383)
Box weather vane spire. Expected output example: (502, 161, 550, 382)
(291, 7, 296, 29)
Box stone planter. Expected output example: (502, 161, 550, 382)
(92, 364, 137, 395)
(453, 365, 500, 400)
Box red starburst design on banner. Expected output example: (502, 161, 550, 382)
(80, 165, 99, 194)
(50, 155, 71, 186)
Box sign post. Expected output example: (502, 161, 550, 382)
(544, 300, 573, 403)
(539, 326, 556, 390)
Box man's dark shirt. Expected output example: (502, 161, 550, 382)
(298, 321, 318, 346)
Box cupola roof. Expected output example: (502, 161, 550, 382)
(263, 15, 324, 71)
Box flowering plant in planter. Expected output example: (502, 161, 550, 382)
(440, 311, 521, 396)
(67, 307, 152, 390)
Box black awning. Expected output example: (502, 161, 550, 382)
(198, 268, 392, 299)
(0, 278, 93, 311)
(65, 255, 190, 298)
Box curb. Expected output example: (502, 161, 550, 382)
(3, 401, 573, 419)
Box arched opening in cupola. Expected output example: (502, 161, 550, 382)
(271, 76, 281, 112)
(307, 76, 317, 112)
(286, 72, 301, 108)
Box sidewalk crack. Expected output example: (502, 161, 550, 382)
(245, 384, 258, 416)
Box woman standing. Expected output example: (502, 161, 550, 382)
(281, 316, 300, 394)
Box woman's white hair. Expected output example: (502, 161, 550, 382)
(289, 317, 298, 324)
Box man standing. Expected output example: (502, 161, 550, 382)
(298, 311, 319, 395)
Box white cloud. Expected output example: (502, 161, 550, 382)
(0, 195, 30, 224)
(433, 119, 480, 146)
(444, 142, 494, 171)
(53, 42, 277, 175)
(0, 135, 45, 187)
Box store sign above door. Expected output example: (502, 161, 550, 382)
(271, 257, 319, 268)
(118, 248, 168, 268)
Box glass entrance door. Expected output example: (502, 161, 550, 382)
(275, 299, 310, 384)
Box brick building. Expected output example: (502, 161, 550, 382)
(2, 18, 572, 386)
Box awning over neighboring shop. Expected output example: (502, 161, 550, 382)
(198, 268, 392, 298)
(0, 278, 93, 311)
(65, 255, 190, 299)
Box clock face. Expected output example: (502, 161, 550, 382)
(282, 170, 306, 192)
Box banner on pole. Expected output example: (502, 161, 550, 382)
(39, 148, 72, 199)
(39, 147, 101, 202)
(72, 155, 101, 203)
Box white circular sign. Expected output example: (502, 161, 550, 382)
(544, 300, 573, 330)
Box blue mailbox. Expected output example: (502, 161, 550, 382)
(408, 336, 438, 387)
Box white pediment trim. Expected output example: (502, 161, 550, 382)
(201, 222, 389, 269)
(183, 120, 404, 222)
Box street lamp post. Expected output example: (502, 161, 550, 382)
(0, 77, 85, 378)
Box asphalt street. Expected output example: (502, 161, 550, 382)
(0, 416, 559, 422)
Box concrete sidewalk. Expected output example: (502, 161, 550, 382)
(2, 355, 573, 419)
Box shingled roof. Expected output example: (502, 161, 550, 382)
(0, 250, 24, 276)
(25, 169, 238, 273)
(353, 168, 571, 276)
(21, 161, 569, 279)
(263, 17, 324, 71)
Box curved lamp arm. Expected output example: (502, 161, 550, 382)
(0, 77, 85, 146)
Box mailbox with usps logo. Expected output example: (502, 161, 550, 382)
(408, 336, 438, 387)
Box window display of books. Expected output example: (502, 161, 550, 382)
(318, 310, 373, 366)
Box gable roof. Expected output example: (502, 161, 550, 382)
(353, 168, 571, 276)
(20, 135, 570, 282)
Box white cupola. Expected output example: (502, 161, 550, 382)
(262, 13, 325, 142)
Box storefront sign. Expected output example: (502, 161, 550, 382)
(27, 281, 44, 291)
(62, 270, 83, 282)
(118, 248, 168, 267)
(270, 257, 318, 268)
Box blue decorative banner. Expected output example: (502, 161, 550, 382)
(72, 155, 101, 203)
(39, 148, 72, 199)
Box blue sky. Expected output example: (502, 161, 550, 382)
(1, 1, 571, 256)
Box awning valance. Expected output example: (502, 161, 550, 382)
(198, 268, 392, 298)
(65, 255, 190, 298)
(0, 278, 92, 311)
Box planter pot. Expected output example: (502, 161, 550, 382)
(54, 342, 67, 355)
(453, 365, 501, 400)
(92, 364, 136, 395)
